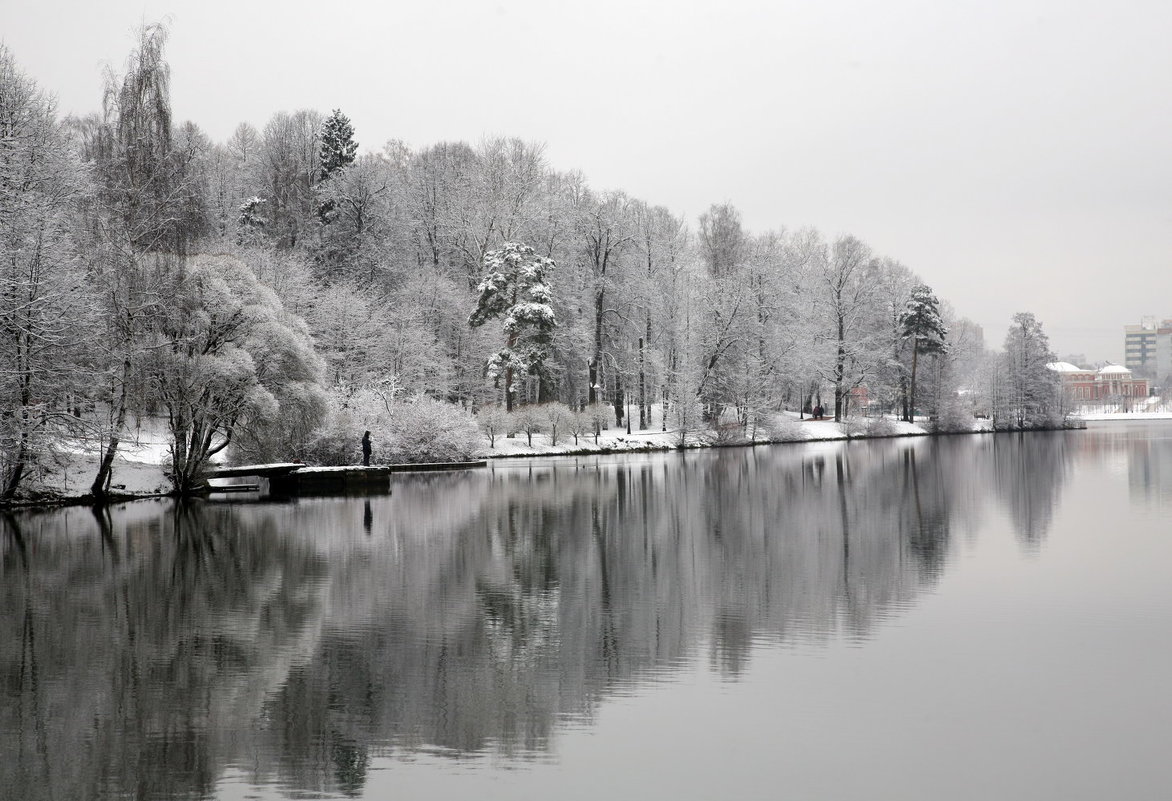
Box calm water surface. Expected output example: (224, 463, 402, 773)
(4, 423, 1172, 800)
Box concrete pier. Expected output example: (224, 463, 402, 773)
(206, 461, 486, 497)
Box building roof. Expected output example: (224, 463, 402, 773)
(1046, 361, 1086, 373)
(1098, 364, 1132, 375)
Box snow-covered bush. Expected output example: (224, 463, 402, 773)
(865, 416, 900, 437)
(931, 392, 973, 433)
(667, 394, 704, 447)
(713, 419, 747, 445)
(303, 391, 478, 465)
(386, 397, 479, 463)
(585, 403, 612, 444)
(301, 390, 382, 466)
(542, 403, 575, 446)
(844, 415, 900, 438)
(764, 414, 804, 442)
(569, 409, 591, 446)
(478, 405, 509, 448)
(512, 405, 545, 447)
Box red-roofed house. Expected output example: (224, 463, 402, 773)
(1047, 362, 1149, 403)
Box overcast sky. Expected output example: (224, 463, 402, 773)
(4, 0, 1170, 362)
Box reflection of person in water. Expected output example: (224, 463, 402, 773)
(363, 500, 373, 535)
(361, 431, 372, 466)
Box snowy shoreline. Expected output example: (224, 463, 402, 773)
(12, 411, 1167, 509)
(0, 415, 943, 508)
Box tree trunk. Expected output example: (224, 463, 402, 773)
(92, 360, 132, 501)
(504, 329, 518, 412)
(907, 343, 920, 423)
(834, 316, 846, 422)
(638, 335, 646, 429)
(2, 437, 27, 501)
(3, 375, 34, 500)
(589, 287, 605, 405)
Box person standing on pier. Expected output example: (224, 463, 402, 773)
(361, 431, 372, 466)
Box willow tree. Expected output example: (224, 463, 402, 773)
(86, 21, 210, 500)
(145, 255, 325, 493)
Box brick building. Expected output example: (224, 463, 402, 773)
(1048, 362, 1149, 403)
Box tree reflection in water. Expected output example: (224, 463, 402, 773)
(0, 433, 1075, 799)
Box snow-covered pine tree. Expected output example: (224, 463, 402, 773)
(318, 109, 357, 181)
(898, 283, 948, 422)
(469, 242, 557, 411)
(237, 196, 267, 242)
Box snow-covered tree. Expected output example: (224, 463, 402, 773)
(469, 242, 557, 411)
(238, 196, 267, 229)
(542, 402, 574, 446)
(315, 152, 402, 279)
(512, 404, 545, 446)
(477, 405, 509, 448)
(0, 46, 94, 500)
(996, 311, 1061, 430)
(898, 284, 948, 422)
(319, 109, 358, 181)
(259, 108, 323, 247)
(818, 235, 878, 421)
(144, 255, 325, 492)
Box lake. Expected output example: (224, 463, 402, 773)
(3, 423, 1172, 800)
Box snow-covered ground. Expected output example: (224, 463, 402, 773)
(35, 450, 172, 499)
(19, 411, 992, 504)
(475, 412, 949, 459)
(1076, 411, 1172, 421)
(1074, 397, 1172, 421)
(30, 414, 175, 501)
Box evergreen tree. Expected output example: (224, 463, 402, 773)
(898, 284, 947, 422)
(469, 242, 557, 411)
(318, 109, 357, 181)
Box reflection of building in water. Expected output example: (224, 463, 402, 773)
(1070, 423, 1172, 505)
(0, 435, 1068, 799)
(1125, 432, 1172, 504)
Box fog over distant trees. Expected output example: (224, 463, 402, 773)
(0, 24, 1068, 499)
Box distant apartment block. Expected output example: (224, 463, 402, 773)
(1124, 317, 1158, 376)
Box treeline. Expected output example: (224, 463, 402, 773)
(0, 24, 1066, 500)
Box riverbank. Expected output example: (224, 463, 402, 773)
(475, 412, 944, 459)
(10, 410, 1135, 508)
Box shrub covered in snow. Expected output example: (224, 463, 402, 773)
(542, 403, 575, 446)
(301, 390, 382, 465)
(511, 405, 546, 447)
(303, 391, 478, 465)
(569, 409, 592, 446)
(764, 414, 804, 442)
(585, 403, 613, 443)
(386, 397, 480, 463)
(931, 392, 975, 433)
(844, 415, 900, 438)
(478, 405, 510, 448)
